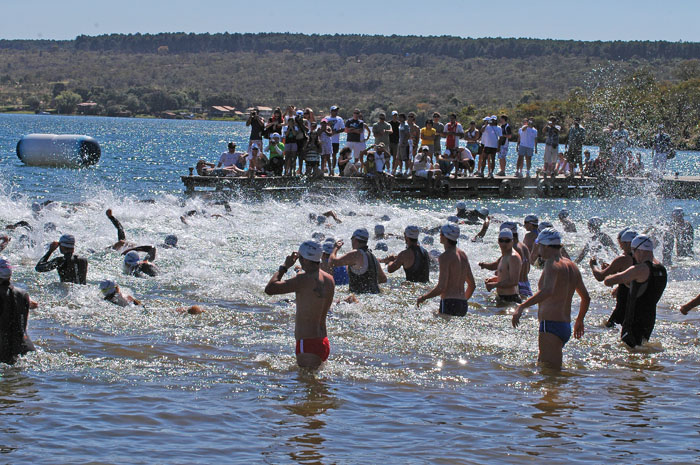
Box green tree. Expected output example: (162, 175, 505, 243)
(54, 90, 81, 114)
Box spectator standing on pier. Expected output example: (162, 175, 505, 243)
(389, 111, 400, 173)
(464, 121, 481, 161)
(543, 118, 561, 177)
(326, 106, 345, 176)
(319, 119, 334, 175)
(372, 113, 393, 171)
(612, 121, 630, 175)
(246, 109, 266, 156)
(432, 113, 445, 156)
(478, 116, 501, 179)
(408, 112, 421, 160)
(516, 119, 537, 178)
(566, 118, 586, 178)
(496, 115, 512, 177)
(420, 120, 437, 160)
(396, 113, 411, 176)
(345, 109, 366, 166)
(443, 113, 464, 155)
(652, 124, 672, 175)
(264, 108, 284, 141)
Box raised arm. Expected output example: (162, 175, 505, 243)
(264, 252, 302, 295)
(35, 242, 60, 272)
(680, 293, 700, 315)
(472, 217, 490, 241)
(603, 263, 649, 287)
(106, 209, 126, 241)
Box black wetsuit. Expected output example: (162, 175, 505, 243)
(0, 283, 35, 365)
(109, 215, 126, 242)
(606, 253, 635, 327)
(404, 245, 430, 283)
(349, 248, 380, 294)
(621, 261, 667, 348)
(35, 252, 88, 284)
(127, 246, 159, 278)
(457, 210, 483, 225)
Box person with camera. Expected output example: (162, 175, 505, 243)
(246, 109, 266, 160)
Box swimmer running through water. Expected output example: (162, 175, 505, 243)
(482, 228, 523, 305)
(0, 259, 37, 365)
(264, 240, 335, 369)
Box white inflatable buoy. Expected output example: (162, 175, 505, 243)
(16, 134, 101, 167)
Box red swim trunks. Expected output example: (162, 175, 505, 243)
(295, 337, 330, 362)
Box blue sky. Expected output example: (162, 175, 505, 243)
(2, 0, 698, 42)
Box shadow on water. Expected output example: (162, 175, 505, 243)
(0, 368, 38, 455)
(528, 370, 580, 440)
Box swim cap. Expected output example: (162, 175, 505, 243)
(631, 235, 654, 252)
(31, 202, 42, 213)
(447, 216, 459, 224)
(422, 235, 434, 245)
(0, 259, 12, 280)
(296, 110, 304, 116)
(524, 214, 539, 224)
(164, 235, 178, 247)
(620, 229, 638, 243)
(124, 251, 141, 267)
(391, 110, 398, 116)
(99, 280, 117, 296)
(500, 221, 518, 234)
(43, 222, 56, 232)
(59, 234, 75, 249)
(588, 217, 603, 228)
(311, 231, 325, 241)
(322, 241, 335, 255)
(404, 226, 420, 240)
(374, 225, 385, 236)
(559, 209, 569, 218)
(420, 145, 430, 152)
(498, 228, 514, 240)
(316, 215, 327, 225)
(537, 228, 562, 246)
(478, 207, 489, 218)
(538, 221, 554, 233)
(456, 201, 467, 210)
(380, 214, 391, 221)
(672, 207, 684, 218)
(271, 132, 280, 140)
(441, 224, 460, 241)
(375, 241, 388, 252)
(298, 240, 322, 263)
(351, 228, 370, 242)
(429, 249, 441, 259)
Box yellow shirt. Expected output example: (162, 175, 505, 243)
(420, 127, 436, 147)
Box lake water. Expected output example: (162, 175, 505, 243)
(1, 114, 699, 464)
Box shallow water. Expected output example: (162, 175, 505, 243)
(1, 114, 700, 464)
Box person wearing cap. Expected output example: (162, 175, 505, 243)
(283, 116, 303, 177)
(411, 147, 442, 186)
(0, 258, 37, 365)
(417, 223, 475, 316)
(388, 111, 400, 172)
(565, 118, 586, 178)
(246, 108, 266, 160)
(326, 106, 345, 175)
(482, 228, 523, 304)
(590, 228, 638, 327)
(265, 240, 335, 369)
(477, 116, 502, 178)
(523, 214, 539, 252)
(320, 239, 349, 286)
(122, 245, 159, 278)
(502, 221, 533, 298)
(443, 113, 464, 154)
(529, 221, 571, 267)
(380, 225, 430, 283)
(265, 133, 285, 176)
(558, 208, 577, 233)
(574, 217, 616, 264)
(513, 228, 590, 370)
(374, 224, 386, 240)
(99, 280, 141, 307)
(651, 124, 672, 175)
(603, 235, 667, 348)
(496, 115, 513, 177)
(667, 207, 694, 259)
(345, 109, 367, 166)
(36, 234, 88, 284)
(372, 113, 393, 168)
(217, 142, 242, 170)
(543, 117, 561, 177)
(329, 229, 386, 294)
(516, 119, 538, 178)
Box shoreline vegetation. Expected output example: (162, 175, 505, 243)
(1, 33, 699, 148)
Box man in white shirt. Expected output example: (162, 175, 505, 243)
(516, 119, 538, 178)
(326, 105, 345, 176)
(218, 142, 244, 169)
(477, 116, 502, 179)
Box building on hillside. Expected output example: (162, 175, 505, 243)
(76, 102, 98, 115)
(208, 105, 236, 117)
(246, 106, 273, 118)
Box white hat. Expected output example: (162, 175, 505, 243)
(620, 229, 638, 243)
(296, 110, 304, 116)
(99, 280, 117, 296)
(478, 207, 489, 218)
(271, 132, 281, 140)
(441, 224, 460, 241)
(444, 149, 451, 156)
(311, 231, 325, 241)
(482, 116, 490, 121)
(455, 201, 467, 210)
(536, 228, 562, 246)
(538, 221, 553, 232)
(420, 145, 430, 152)
(391, 110, 398, 116)
(498, 228, 513, 240)
(500, 221, 518, 234)
(404, 226, 420, 240)
(374, 224, 385, 236)
(124, 251, 140, 267)
(322, 241, 335, 255)
(251, 143, 259, 150)
(524, 214, 539, 224)
(59, 234, 75, 249)
(631, 235, 654, 252)
(299, 240, 322, 262)
(0, 258, 12, 280)
(330, 105, 339, 111)
(672, 207, 684, 217)
(375, 242, 388, 252)
(352, 228, 370, 242)
(490, 115, 498, 121)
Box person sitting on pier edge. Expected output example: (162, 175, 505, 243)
(321, 239, 349, 285)
(265, 133, 284, 176)
(380, 225, 430, 283)
(122, 245, 159, 278)
(437, 148, 456, 177)
(329, 228, 387, 294)
(218, 142, 244, 170)
(36, 234, 88, 284)
(604, 235, 667, 348)
(412, 146, 442, 184)
(0, 259, 37, 365)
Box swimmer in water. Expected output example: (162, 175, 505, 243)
(264, 240, 335, 369)
(122, 246, 159, 277)
(35, 234, 88, 284)
(320, 239, 349, 285)
(380, 226, 430, 283)
(308, 211, 342, 225)
(5, 221, 32, 231)
(417, 224, 476, 316)
(0, 235, 9, 253)
(0, 258, 37, 365)
(330, 229, 387, 295)
(522, 214, 539, 252)
(175, 305, 205, 315)
(501, 221, 532, 298)
(558, 209, 577, 233)
(99, 280, 141, 307)
(530, 221, 571, 266)
(482, 228, 522, 305)
(680, 293, 700, 315)
(574, 217, 616, 264)
(106, 209, 136, 251)
(512, 228, 590, 371)
(590, 228, 637, 327)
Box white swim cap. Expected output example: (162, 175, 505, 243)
(271, 132, 280, 140)
(524, 214, 539, 224)
(478, 207, 489, 218)
(538, 221, 554, 232)
(311, 231, 325, 241)
(422, 235, 434, 245)
(631, 235, 654, 252)
(322, 241, 335, 255)
(498, 228, 514, 240)
(456, 201, 467, 210)
(352, 228, 370, 242)
(374, 225, 385, 236)
(559, 209, 570, 218)
(536, 228, 562, 246)
(404, 226, 420, 240)
(588, 217, 603, 228)
(672, 207, 684, 218)
(124, 251, 140, 267)
(620, 229, 638, 243)
(164, 235, 178, 247)
(298, 240, 322, 263)
(447, 216, 459, 224)
(0, 258, 12, 280)
(375, 242, 389, 252)
(500, 221, 518, 234)
(99, 280, 117, 296)
(59, 234, 75, 249)
(441, 224, 460, 241)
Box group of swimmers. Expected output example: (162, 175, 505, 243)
(1, 201, 698, 371)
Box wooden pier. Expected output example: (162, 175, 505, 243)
(181, 172, 700, 199)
